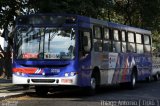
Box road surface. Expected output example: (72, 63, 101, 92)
(1, 80, 160, 106)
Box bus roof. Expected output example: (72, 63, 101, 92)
(77, 15, 151, 35)
(17, 14, 151, 35)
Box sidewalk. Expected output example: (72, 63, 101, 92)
(0, 79, 26, 100)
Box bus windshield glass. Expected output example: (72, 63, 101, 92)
(15, 26, 76, 60)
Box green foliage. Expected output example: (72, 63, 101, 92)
(31, 0, 109, 18)
(0, 0, 160, 49)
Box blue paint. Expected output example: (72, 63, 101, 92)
(13, 14, 152, 87)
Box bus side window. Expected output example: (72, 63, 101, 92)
(103, 28, 112, 52)
(79, 31, 91, 55)
(113, 29, 121, 52)
(103, 41, 112, 51)
(127, 32, 135, 52)
(121, 31, 127, 52)
(83, 32, 91, 52)
(144, 35, 151, 53)
(113, 42, 121, 52)
(94, 39, 102, 52)
(94, 26, 102, 52)
(136, 33, 144, 54)
(94, 26, 101, 39)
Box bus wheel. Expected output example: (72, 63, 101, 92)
(35, 86, 48, 96)
(128, 72, 136, 89)
(146, 76, 151, 82)
(87, 73, 99, 95)
(153, 73, 159, 81)
(91, 77, 96, 91)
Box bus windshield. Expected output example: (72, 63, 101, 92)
(15, 26, 76, 60)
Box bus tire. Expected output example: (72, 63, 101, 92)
(128, 71, 137, 89)
(153, 73, 159, 81)
(146, 75, 151, 82)
(87, 70, 100, 95)
(35, 86, 48, 96)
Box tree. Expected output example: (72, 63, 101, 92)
(113, 0, 160, 49)
(30, 0, 110, 19)
(0, 0, 35, 78)
(0, 0, 160, 78)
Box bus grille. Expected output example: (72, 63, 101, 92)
(31, 79, 55, 83)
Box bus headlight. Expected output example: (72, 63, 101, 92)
(15, 72, 21, 76)
(70, 72, 77, 76)
(15, 72, 26, 76)
(65, 73, 69, 77)
(65, 72, 77, 77)
(21, 73, 25, 76)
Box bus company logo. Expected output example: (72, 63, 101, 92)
(51, 69, 60, 74)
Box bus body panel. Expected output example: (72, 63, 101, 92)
(13, 14, 152, 89)
(13, 60, 82, 86)
(91, 52, 152, 85)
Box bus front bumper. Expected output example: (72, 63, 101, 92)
(12, 74, 78, 86)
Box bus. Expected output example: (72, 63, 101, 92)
(12, 14, 152, 95)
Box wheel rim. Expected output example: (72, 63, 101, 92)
(132, 74, 136, 87)
(154, 74, 159, 80)
(91, 77, 96, 90)
(156, 74, 159, 79)
(148, 76, 151, 81)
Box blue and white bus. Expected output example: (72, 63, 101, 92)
(12, 14, 152, 95)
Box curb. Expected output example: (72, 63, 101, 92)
(0, 79, 12, 83)
(0, 92, 26, 101)
(0, 86, 34, 101)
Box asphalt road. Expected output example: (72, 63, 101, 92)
(1, 80, 160, 106)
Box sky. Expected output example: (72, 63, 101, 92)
(0, 29, 3, 33)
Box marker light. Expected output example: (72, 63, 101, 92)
(21, 73, 25, 76)
(15, 72, 26, 76)
(16, 72, 21, 76)
(70, 72, 77, 76)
